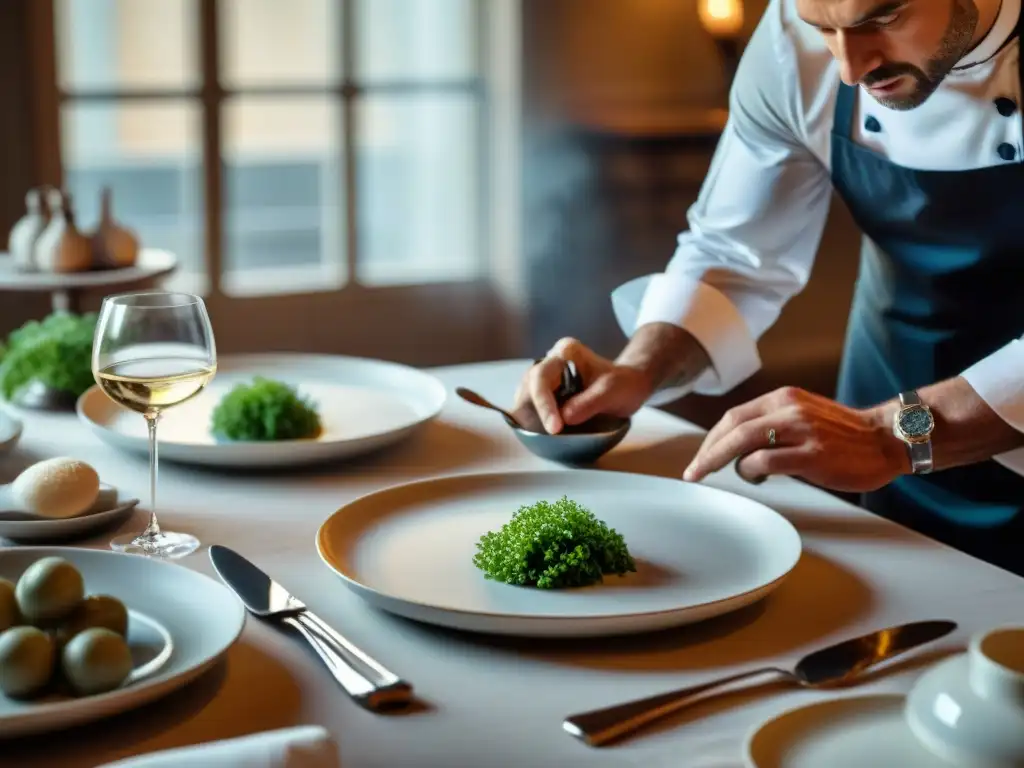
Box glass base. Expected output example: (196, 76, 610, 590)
(110, 530, 200, 559)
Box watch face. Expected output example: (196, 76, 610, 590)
(898, 404, 934, 438)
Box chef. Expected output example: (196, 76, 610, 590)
(517, 0, 1024, 576)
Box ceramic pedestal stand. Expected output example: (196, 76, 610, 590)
(0, 249, 179, 411)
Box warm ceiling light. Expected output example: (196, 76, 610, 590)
(698, 0, 745, 38)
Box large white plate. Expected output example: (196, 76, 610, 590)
(76, 353, 447, 468)
(316, 470, 802, 637)
(0, 546, 245, 738)
(745, 694, 945, 767)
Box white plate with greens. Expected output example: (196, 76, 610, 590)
(316, 470, 802, 637)
(75, 353, 447, 468)
(0, 546, 244, 737)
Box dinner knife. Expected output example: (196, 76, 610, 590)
(209, 544, 413, 710)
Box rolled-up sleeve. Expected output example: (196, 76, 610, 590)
(960, 338, 1024, 473)
(612, 1, 834, 402)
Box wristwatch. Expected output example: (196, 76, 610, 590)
(892, 390, 935, 474)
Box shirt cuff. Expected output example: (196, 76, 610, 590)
(611, 273, 762, 403)
(960, 338, 1024, 474)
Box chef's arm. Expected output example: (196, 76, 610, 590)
(611, 8, 833, 406)
(866, 341, 1024, 472)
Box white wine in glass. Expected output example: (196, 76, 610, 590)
(92, 292, 217, 558)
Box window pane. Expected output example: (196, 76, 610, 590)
(355, 0, 477, 81)
(61, 101, 204, 288)
(356, 94, 480, 285)
(220, 0, 339, 87)
(222, 97, 345, 296)
(55, 0, 196, 91)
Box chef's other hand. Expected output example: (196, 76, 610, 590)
(682, 386, 907, 492)
(513, 337, 652, 435)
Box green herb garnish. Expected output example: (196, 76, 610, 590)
(0, 312, 98, 400)
(210, 376, 321, 441)
(473, 496, 636, 589)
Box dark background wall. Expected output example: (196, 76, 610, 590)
(520, 0, 863, 428)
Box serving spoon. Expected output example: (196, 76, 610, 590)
(457, 360, 584, 431)
(455, 387, 525, 429)
(563, 619, 957, 746)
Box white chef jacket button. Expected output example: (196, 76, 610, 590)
(995, 97, 1017, 116)
(864, 116, 881, 132)
(997, 142, 1017, 161)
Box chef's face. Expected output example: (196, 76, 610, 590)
(798, 0, 979, 110)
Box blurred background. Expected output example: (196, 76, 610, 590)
(0, 0, 862, 428)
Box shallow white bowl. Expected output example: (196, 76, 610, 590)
(906, 625, 1024, 767)
(0, 547, 245, 737)
(0, 484, 138, 543)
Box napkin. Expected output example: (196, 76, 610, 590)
(97, 726, 339, 768)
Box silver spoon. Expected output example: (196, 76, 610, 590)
(455, 387, 524, 429)
(563, 619, 957, 747)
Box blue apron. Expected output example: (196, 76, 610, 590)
(831, 32, 1024, 577)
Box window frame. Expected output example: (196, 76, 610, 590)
(33, 0, 493, 298)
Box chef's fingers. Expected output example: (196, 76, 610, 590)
(561, 374, 614, 425)
(518, 356, 569, 434)
(735, 446, 811, 484)
(688, 397, 774, 471)
(684, 411, 796, 481)
(516, 338, 611, 433)
(546, 337, 606, 384)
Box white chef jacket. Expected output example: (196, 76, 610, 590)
(611, 0, 1024, 474)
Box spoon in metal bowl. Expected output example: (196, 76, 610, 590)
(457, 361, 583, 429)
(563, 619, 958, 747)
(455, 387, 525, 429)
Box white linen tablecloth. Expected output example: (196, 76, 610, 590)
(97, 726, 339, 768)
(0, 359, 1021, 768)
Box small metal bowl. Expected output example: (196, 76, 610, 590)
(505, 413, 631, 465)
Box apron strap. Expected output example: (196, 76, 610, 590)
(833, 82, 857, 140)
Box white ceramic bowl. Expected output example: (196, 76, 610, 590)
(906, 625, 1024, 767)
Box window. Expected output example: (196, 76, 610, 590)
(53, 0, 488, 297)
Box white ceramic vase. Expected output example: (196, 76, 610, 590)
(7, 188, 49, 272)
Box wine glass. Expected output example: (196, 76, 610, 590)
(92, 291, 217, 558)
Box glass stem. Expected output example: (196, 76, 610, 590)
(142, 411, 162, 539)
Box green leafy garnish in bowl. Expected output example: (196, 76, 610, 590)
(210, 376, 322, 441)
(0, 312, 98, 401)
(473, 496, 636, 589)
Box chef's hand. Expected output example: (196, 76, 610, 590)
(682, 386, 908, 492)
(513, 337, 652, 434)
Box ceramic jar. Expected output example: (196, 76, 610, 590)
(33, 189, 92, 274)
(91, 187, 139, 269)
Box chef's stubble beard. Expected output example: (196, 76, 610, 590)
(867, 0, 979, 111)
